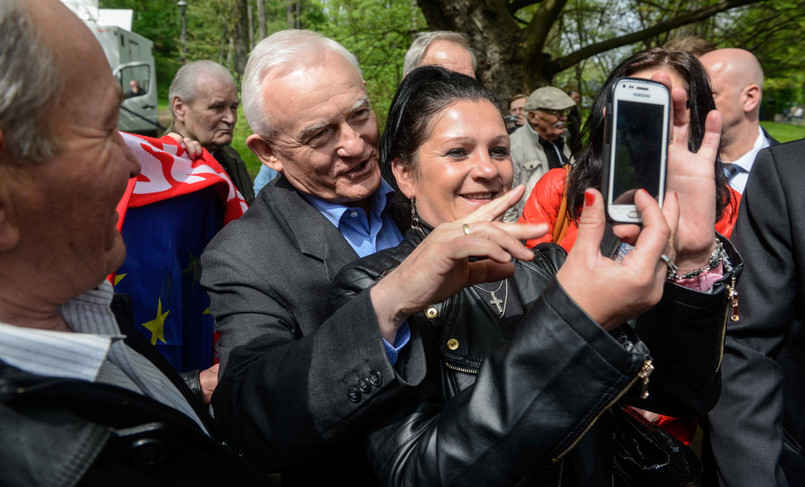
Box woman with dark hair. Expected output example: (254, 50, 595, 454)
(519, 47, 738, 252)
(329, 65, 739, 486)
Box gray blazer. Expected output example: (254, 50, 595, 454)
(706, 139, 805, 487)
(200, 175, 426, 485)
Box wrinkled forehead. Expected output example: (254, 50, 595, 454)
(263, 53, 368, 128)
(193, 74, 238, 101)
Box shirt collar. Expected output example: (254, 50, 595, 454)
(0, 281, 123, 382)
(302, 178, 396, 228)
(731, 126, 770, 172)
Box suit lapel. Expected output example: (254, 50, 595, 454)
(268, 176, 359, 281)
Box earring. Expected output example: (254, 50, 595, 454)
(410, 197, 420, 232)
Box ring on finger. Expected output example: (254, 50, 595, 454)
(462, 223, 471, 236)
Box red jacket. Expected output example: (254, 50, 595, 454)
(518, 167, 740, 249)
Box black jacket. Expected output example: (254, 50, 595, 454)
(329, 227, 740, 486)
(0, 295, 269, 487)
(706, 139, 805, 487)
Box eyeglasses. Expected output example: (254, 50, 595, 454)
(537, 108, 571, 117)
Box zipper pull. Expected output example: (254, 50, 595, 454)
(728, 276, 739, 322)
(639, 360, 654, 400)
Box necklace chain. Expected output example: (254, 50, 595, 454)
(473, 280, 508, 318)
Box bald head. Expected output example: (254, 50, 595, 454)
(700, 48, 764, 159)
(700, 48, 764, 91)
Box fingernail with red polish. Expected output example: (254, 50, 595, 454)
(585, 191, 595, 207)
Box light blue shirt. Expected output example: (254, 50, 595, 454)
(301, 179, 403, 258)
(302, 179, 409, 364)
(253, 165, 279, 195)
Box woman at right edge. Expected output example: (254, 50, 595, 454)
(329, 66, 740, 486)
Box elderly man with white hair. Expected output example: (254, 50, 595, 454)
(166, 60, 255, 204)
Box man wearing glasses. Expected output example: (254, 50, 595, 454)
(506, 86, 576, 221)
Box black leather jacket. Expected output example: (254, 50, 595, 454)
(329, 227, 741, 487)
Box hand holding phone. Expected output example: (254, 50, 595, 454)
(603, 78, 671, 224)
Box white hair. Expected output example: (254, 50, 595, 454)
(402, 31, 477, 75)
(0, 0, 62, 163)
(168, 60, 236, 117)
(242, 29, 362, 139)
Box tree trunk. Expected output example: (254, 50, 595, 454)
(416, 0, 550, 105)
(233, 0, 250, 78)
(257, 0, 266, 41)
(417, 0, 762, 104)
(247, 0, 254, 50)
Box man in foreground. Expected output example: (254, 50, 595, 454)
(0, 1, 265, 483)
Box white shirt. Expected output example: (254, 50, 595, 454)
(0, 280, 207, 433)
(726, 126, 771, 194)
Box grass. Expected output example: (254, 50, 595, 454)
(760, 121, 805, 143)
(231, 105, 262, 179)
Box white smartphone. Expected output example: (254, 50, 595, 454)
(603, 77, 670, 224)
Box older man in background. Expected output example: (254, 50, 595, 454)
(506, 86, 576, 221)
(402, 30, 476, 78)
(0, 1, 265, 484)
(699, 48, 775, 199)
(167, 60, 255, 204)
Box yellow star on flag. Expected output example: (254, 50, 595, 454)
(141, 298, 170, 346)
(181, 254, 200, 285)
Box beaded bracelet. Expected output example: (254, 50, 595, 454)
(669, 238, 724, 281)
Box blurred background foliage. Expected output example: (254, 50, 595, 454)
(101, 0, 805, 176)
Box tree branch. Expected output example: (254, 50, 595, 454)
(508, 0, 543, 15)
(553, 0, 764, 72)
(523, 0, 569, 58)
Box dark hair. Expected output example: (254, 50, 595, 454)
(566, 47, 730, 222)
(381, 66, 500, 225)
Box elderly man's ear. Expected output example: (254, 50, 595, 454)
(0, 132, 21, 251)
(171, 96, 187, 123)
(246, 134, 283, 173)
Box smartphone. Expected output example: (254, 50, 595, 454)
(603, 77, 670, 224)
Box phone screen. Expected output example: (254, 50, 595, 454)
(612, 99, 665, 203)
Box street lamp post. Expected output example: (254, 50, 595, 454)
(177, 1, 187, 63)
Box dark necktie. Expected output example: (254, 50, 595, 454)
(723, 163, 743, 181)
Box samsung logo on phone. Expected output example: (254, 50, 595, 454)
(633, 93, 651, 98)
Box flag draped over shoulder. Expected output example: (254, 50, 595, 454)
(112, 133, 248, 372)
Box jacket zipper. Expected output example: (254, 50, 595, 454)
(550, 359, 654, 463)
(444, 361, 478, 375)
(556, 456, 564, 487)
(716, 275, 738, 372)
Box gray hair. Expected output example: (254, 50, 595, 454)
(0, 0, 62, 164)
(242, 29, 362, 139)
(168, 60, 235, 117)
(402, 31, 477, 75)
